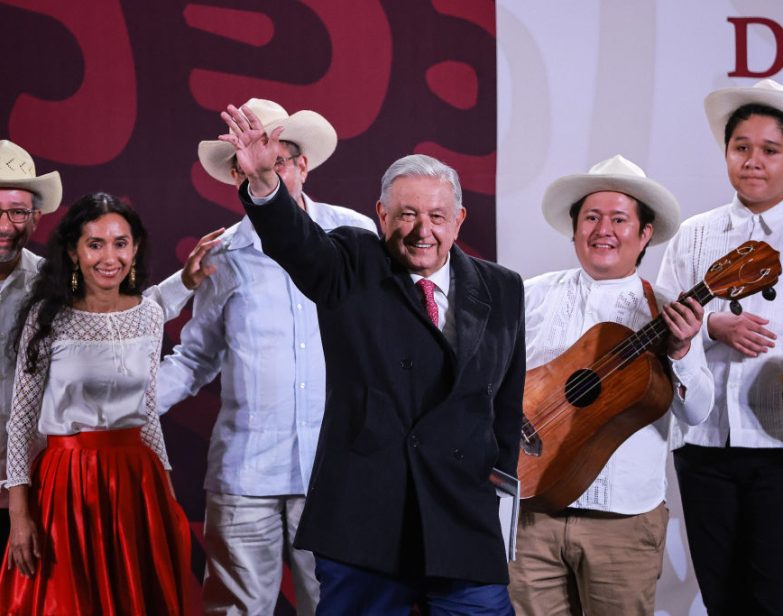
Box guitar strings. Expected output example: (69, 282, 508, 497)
(520, 282, 713, 443)
(521, 282, 712, 439)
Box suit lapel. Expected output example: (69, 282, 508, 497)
(450, 246, 491, 375)
(381, 243, 489, 375)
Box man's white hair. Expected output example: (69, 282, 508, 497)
(379, 154, 463, 214)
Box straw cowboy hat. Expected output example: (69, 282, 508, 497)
(540, 155, 681, 246)
(704, 78, 783, 147)
(0, 140, 62, 214)
(198, 99, 338, 185)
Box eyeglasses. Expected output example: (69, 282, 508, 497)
(0, 208, 35, 223)
(273, 154, 300, 172)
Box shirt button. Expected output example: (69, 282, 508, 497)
(453, 448, 464, 460)
(410, 435, 419, 448)
(296, 304, 303, 311)
(486, 384, 494, 395)
(299, 342, 306, 349)
(299, 383, 305, 389)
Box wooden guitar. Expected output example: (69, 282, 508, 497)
(518, 240, 781, 513)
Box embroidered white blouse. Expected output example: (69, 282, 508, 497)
(5, 296, 171, 487)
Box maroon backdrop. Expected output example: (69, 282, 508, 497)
(0, 1, 497, 612)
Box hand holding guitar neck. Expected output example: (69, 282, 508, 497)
(662, 296, 704, 360)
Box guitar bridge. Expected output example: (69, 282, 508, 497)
(520, 420, 542, 457)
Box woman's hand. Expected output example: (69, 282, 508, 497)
(7, 486, 40, 577)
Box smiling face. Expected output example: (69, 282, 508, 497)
(725, 113, 783, 214)
(573, 191, 653, 280)
(376, 175, 466, 277)
(68, 213, 138, 297)
(0, 188, 40, 268)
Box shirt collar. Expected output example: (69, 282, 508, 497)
(3, 248, 42, 288)
(410, 253, 451, 296)
(578, 268, 640, 288)
(230, 192, 318, 252)
(729, 193, 783, 230)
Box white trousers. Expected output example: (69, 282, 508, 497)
(202, 492, 319, 615)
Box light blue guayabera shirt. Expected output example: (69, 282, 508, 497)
(157, 194, 377, 497)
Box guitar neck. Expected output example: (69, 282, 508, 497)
(616, 281, 713, 362)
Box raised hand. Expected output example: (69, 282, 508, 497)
(218, 104, 283, 197)
(663, 296, 705, 360)
(181, 227, 225, 290)
(707, 311, 777, 357)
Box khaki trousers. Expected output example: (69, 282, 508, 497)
(202, 492, 319, 615)
(508, 502, 668, 616)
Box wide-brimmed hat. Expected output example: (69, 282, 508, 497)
(0, 140, 62, 214)
(198, 99, 337, 185)
(705, 78, 783, 147)
(541, 155, 680, 245)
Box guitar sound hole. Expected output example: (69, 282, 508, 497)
(565, 369, 601, 407)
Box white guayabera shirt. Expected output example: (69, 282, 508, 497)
(657, 196, 783, 449)
(524, 268, 713, 514)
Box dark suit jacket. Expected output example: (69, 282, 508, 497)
(241, 181, 525, 585)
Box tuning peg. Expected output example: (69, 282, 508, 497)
(762, 287, 777, 301)
(730, 300, 743, 315)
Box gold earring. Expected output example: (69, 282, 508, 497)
(71, 262, 79, 293)
(128, 262, 136, 289)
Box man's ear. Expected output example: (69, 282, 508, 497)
(297, 154, 309, 184)
(28, 209, 42, 234)
(641, 223, 654, 248)
(375, 201, 388, 233)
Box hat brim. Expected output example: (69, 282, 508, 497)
(0, 170, 62, 214)
(541, 174, 681, 246)
(705, 86, 783, 147)
(198, 110, 338, 185)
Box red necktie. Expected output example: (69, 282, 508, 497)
(416, 279, 439, 328)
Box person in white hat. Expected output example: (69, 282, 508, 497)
(0, 140, 220, 556)
(657, 79, 783, 615)
(156, 99, 376, 615)
(508, 155, 713, 616)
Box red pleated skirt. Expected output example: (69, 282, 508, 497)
(0, 428, 192, 616)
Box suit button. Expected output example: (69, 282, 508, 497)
(453, 448, 464, 460)
(400, 359, 413, 369)
(486, 384, 494, 395)
(410, 435, 419, 448)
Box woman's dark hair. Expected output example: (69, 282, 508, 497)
(568, 194, 655, 266)
(12, 192, 149, 372)
(724, 103, 783, 149)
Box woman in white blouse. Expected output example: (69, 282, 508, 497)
(0, 193, 191, 614)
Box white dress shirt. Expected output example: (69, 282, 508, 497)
(157, 194, 377, 497)
(524, 268, 713, 514)
(657, 196, 783, 449)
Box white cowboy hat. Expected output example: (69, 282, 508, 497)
(704, 78, 783, 147)
(0, 140, 62, 214)
(541, 155, 680, 246)
(198, 99, 337, 185)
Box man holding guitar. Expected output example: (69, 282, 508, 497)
(658, 79, 783, 615)
(509, 155, 714, 616)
